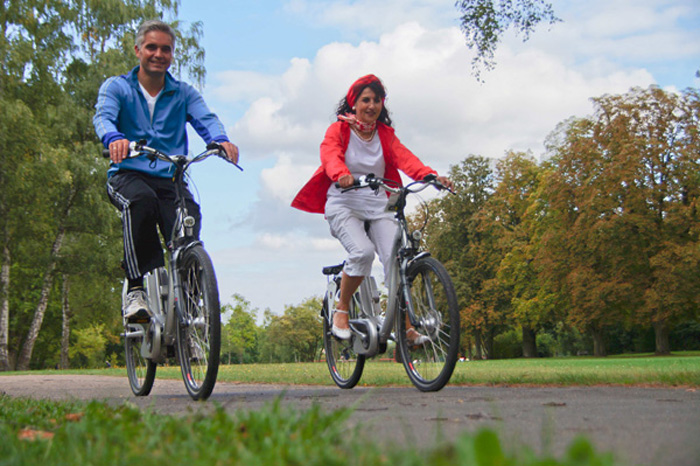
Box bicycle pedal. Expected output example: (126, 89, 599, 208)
(126, 316, 151, 324)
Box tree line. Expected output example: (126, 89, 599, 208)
(419, 86, 700, 359)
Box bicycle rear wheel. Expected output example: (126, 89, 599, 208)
(124, 323, 156, 396)
(322, 286, 365, 389)
(397, 256, 459, 392)
(176, 245, 221, 400)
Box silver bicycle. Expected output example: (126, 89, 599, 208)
(105, 141, 241, 400)
(321, 174, 460, 392)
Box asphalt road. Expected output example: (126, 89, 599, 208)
(1, 374, 699, 466)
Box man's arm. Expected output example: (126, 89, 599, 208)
(93, 77, 130, 164)
(185, 85, 239, 164)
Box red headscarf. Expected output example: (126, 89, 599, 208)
(346, 74, 384, 107)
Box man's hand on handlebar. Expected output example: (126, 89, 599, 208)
(108, 138, 131, 164)
(219, 141, 239, 165)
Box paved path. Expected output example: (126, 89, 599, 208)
(1, 374, 699, 466)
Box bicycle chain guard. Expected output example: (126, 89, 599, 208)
(350, 318, 378, 356)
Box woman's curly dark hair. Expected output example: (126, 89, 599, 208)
(335, 80, 392, 127)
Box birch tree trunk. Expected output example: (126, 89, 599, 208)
(16, 227, 66, 370)
(16, 182, 78, 371)
(60, 275, 71, 369)
(0, 243, 10, 371)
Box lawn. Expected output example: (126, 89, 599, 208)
(10, 352, 699, 388)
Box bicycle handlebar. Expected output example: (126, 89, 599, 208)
(102, 140, 243, 171)
(335, 173, 453, 195)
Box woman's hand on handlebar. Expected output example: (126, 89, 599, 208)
(436, 175, 453, 191)
(337, 174, 355, 189)
(108, 139, 131, 164)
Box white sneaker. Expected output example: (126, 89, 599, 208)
(123, 289, 151, 322)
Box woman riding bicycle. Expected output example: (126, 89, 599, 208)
(292, 74, 452, 340)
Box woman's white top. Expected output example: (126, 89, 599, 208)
(325, 129, 392, 220)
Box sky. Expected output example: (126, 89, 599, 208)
(173, 0, 700, 318)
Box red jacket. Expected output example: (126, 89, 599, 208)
(291, 121, 436, 214)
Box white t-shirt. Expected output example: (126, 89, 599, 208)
(139, 82, 162, 122)
(325, 129, 392, 219)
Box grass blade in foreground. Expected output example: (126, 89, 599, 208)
(0, 395, 616, 465)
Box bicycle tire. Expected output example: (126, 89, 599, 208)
(124, 323, 157, 396)
(175, 245, 221, 400)
(397, 256, 459, 392)
(322, 286, 365, 389)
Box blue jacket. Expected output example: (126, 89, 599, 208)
(93, 66, 230, 178)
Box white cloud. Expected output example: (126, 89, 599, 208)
(283, 0, 455, 34)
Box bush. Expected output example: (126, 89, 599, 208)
(492, 329, 522, 359)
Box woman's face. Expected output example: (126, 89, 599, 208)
(353, 87, 383, 125)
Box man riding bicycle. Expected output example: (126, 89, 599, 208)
(93, 20, 239, 322)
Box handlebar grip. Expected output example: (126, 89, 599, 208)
(102, 149, 110, 158)
(335, 177, 363, 189)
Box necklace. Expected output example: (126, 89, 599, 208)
(352, 127, 375, 142)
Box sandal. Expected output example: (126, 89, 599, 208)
(406, 328, 430, 346)
(332, 310, 351, 340)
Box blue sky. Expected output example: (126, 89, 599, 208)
(173, 0, 700, 317)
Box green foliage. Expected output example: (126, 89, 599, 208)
(418, 86, 700, 359)
(260, 297, 324, 363)
(221, 294, 260, 364)
(0, 394, 618, 465)
(69, 324, 107, 368)
(493, 329, 522, 359)
(455, 0, 560, 78)
(0, 0, 206, 371)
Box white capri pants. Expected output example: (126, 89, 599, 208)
(327, 209, 398, 278)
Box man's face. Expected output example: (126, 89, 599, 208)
(135, 30, 173, 76)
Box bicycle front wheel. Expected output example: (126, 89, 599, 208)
(397, 256, 459, 392)
(176, 245, 221, 400)
(124, 323, 156, 396)
(322, 290, 365, 389)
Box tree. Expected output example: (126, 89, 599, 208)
(483, 151, 552, 357)
(417, 156, 499, 359)
(261, 297, 323, 363)
(221, 294, 260, 364)
(540, 86, 700, 355)
(69, 323, 107, 368)
(455, 0, 560, 78)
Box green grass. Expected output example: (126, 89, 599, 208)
(5, 353, 700, 387)
(0, 394, 616, 465)
(212, 354, 700, 387)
